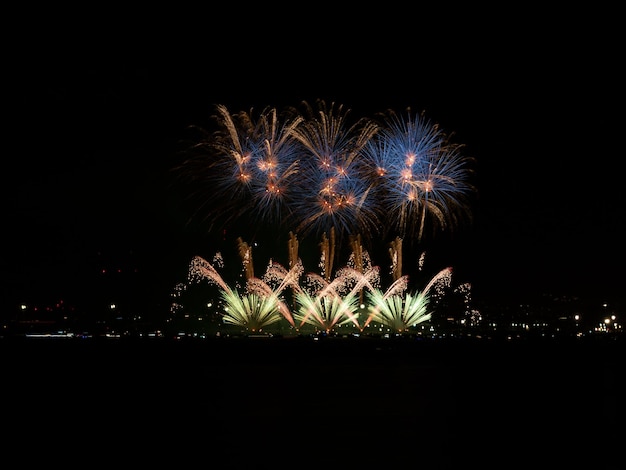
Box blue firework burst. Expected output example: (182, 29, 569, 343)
(287, 100, 381, 243)
(176, 101, 475, 250)
(362, 108, 475, 242)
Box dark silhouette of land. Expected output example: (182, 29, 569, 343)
(3, 336, 623, 468)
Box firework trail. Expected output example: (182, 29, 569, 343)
(261, 258, 305, 295)
(220, 290, 285, 331)
(362, 289, 432, 331)
(244, 277, 296, 327)
(293, 291, 361, 332)
(423, 266, 453, 297)
(188, 255, 231, 292)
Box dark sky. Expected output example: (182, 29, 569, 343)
(3, 8, 624, 317)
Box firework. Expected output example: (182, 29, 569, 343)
(363, 289, 432, 332)
(220, 290, 284, 332)
(286, 100, 382, 244)
(293, 291, 361, 332)
(174, 100, 476, 335)
(187, 254, 231, 292)
(174, 105, 303, 234)
(184, 241, 466, 335)
(362, 108, 476, 243)
(175, 100, 475, 253)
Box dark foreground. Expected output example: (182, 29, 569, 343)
(2, 336, 624, 469)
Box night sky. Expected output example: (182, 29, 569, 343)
(3, 9, 623, 318)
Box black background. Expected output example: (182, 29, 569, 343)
(3, 5, 624, 317)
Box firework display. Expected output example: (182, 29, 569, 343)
(174, 100, 476, 336)
(174, 99, 475, 248)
